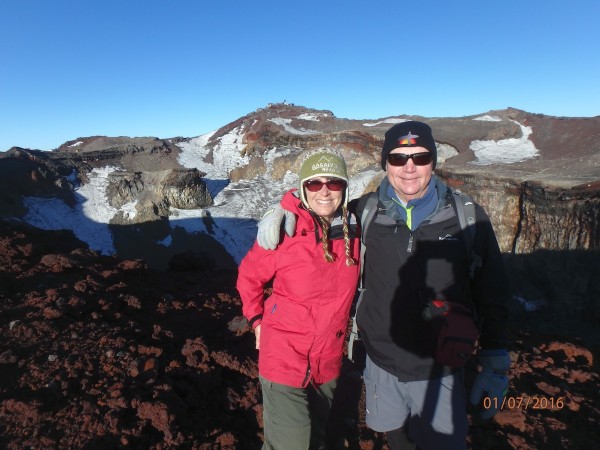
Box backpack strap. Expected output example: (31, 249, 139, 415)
(348, 191, 378, 362)
(451, 190, 482, 279)
(358, 192, 379, 270)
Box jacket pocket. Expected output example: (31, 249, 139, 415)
(262, 299, 311, 332)
(318, 311, 350, 374)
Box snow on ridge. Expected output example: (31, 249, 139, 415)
(268, 117, 319, 135)
(177, 125, 252, 179)
(120, 200, 138, 220)
(470, 120, 539, 165)
(296, 113, 326, 121)
(176, 131, 216, 175)
(77, 166, 120, 224)
(211, 125, 253, 173)
(175, 124, 298, 263)
(473, 115, 502, 122)
(262, 146, 296, 176)
(68, 141, 84, 147)
(363, 118, 408, 127)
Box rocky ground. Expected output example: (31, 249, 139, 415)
(1, 219, 599, 449)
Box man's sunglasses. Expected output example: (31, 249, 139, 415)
(303, 179, 347, 192)
(387, 152, 433, 167)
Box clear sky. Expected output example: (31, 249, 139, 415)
(1, 0, 599, 151)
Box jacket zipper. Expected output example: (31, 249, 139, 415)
(407, 233, 414, 253)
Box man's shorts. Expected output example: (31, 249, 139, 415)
(363, 355, 468, 450)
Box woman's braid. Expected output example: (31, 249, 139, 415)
(342, 205, 357, 266)
(317, 215, 335, 262)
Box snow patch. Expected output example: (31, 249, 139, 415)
(175, 132, 302, 263)
(157, 234, 172, 247)
(77, 166, 120, 224)
(23, 196, 115, 255)
(296, 113, 325, 121)
(176, 132, 215, 175)
(268, 118, 319, 135)
(262, 146, 296, 176)
(120, 200, 138, 220)
(177, 125, 252, 179)
(470, 120, 539, 165)
(22, 166, 139, 256)
(473, 115, 502, 122)
(436, 143, 459, 164)
(363, 118, 408, 127)
(64, 169, 79, 186)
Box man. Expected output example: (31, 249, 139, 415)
(256, 121, 511, 450)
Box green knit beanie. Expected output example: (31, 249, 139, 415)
(298, 148, 349, 208)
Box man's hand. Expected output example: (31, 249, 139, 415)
(254, 324, 261, 350)
(470, 349, 511, 419)
(256, 203, 296, 250)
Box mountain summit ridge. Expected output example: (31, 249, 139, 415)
(2, 105, 598, 262)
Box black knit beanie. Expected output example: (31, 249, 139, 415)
(381, 121, 437, 170)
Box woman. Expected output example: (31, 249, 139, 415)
(236, 148, 360, 450)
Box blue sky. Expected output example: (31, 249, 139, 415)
(1, 0, 599, 151)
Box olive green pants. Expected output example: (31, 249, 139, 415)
(259, 375, 337, 450)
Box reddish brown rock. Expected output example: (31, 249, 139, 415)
(0, 219, 599, 449)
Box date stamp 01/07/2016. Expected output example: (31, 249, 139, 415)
(483, 396, 565, 411)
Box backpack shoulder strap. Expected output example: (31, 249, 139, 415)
(451, 190, 481, 279)
(358, 191, 379, 261)
(348, 191, 378, 362)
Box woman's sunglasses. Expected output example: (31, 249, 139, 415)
(303, 179, 347, 192)
(387, 152, 433, 167)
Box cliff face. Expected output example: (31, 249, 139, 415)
(106, 169, 213, 225)
(438, 170, 600, 254)
(0, 148, 77, 217)
(516, 181, 600, 252)
(1, 146, 213, 226)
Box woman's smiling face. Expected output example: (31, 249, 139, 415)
(303, 177, 345, 222)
